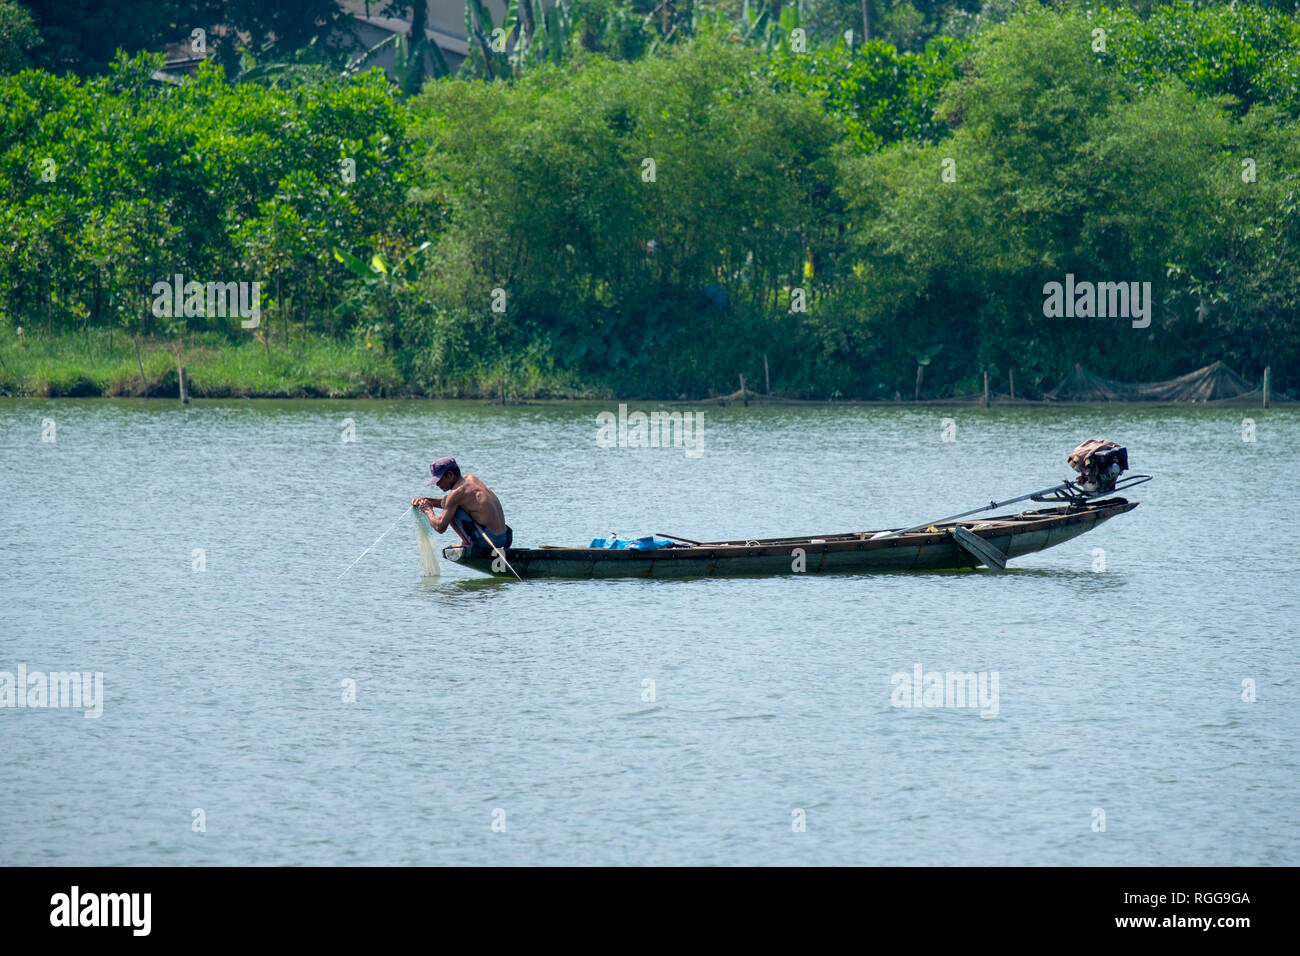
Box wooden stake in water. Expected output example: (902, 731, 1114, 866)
(1263, 366, 1270, 409)
(338, 506, 415, 579)
(134, 337, 148, 396)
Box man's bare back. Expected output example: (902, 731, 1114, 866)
(435, 476, 505, 533)
(412, 459, 510, 550)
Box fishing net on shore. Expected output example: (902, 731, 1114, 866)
(1046, 361, 1258, 402)
(413, 508, 439, 577)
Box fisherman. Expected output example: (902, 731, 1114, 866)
(411, 457, 512, 551)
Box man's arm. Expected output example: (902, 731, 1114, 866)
(411, 496, 449, 526)
(428, 486, 464, 534)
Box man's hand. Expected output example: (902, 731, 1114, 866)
(411, 497, 442, 511)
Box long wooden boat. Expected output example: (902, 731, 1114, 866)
(442, 496, 1139, 580)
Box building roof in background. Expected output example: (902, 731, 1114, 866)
(148, 1, 560, 84)
(336, 0, 521, 45)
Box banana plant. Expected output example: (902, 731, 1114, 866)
(538, 0, 571, 64)
(464, 0, 502, 79)
(343, 28, 450, 91)
(394, 33, 451, 93)
(333, 242, 431, 287)
(737, 0, 771, 44)
(736, 1, 802, 53)
(679, 1, 803, 55)
(464, 0, 570, 79)
(332, 242, 432, 348)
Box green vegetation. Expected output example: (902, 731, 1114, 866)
(832, 6, 1300, 396)
(0, 329, 404, 398)
(2, 1, 1298, 399)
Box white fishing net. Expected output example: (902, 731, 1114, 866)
(413, 507, 440, 577)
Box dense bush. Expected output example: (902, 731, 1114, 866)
(0, 54, 425, 342)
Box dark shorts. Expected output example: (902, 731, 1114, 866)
(453, 508, 512, 549)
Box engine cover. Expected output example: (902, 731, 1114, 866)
(1067, 439, 1129, 493)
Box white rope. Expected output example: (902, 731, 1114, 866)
(337, 506, 414, 579)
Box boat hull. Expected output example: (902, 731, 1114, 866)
(442, 499, 1138, 580)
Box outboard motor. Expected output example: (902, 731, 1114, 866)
(1067, 439, 1128, 494)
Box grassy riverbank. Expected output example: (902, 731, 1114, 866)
(0, 331, 395, 398)
(3, 330, 1286, 403)
(0, 330, 605, 399)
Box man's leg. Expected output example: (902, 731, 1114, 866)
(452, 508, 486, 548)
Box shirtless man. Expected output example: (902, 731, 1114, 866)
(411, 457, 512, 551)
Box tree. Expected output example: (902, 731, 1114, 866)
(0, 0, 41, 72)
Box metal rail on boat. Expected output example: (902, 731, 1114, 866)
(875, 474, 1152, 539)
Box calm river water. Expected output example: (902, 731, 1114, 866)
(1, 398, 1296, 865)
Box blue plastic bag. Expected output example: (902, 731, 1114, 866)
(589, 535, 682, 551)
